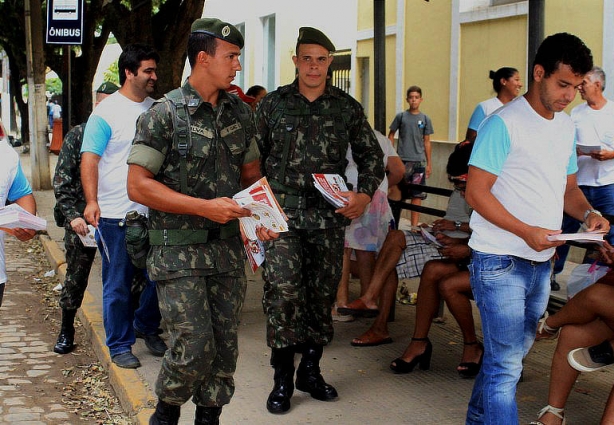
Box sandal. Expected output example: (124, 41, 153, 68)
(529, 404, 566, 425)
(457, 341, 483, 379)
(536, 312, 560, 341)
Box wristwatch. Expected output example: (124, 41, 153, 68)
(455, 220, 462, 230)
(583, 209, 602, 222)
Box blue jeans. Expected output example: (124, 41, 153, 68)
(553, 184, 614, 274)
(96, 218, 161, 357)
(466, 251, 551, 425)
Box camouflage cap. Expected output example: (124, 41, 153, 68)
(96, 81, 119, 94)
(191, 18, 244, 49)
(297, 27, 336, 52)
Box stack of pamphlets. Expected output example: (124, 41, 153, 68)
(577, 144, 601, 155)
(233, 177, 288, 271)
(312, 173, 349, 208)
(0, 203, 47, 231)
(78, 225, 98, 248)
(547, 230, 605, 245)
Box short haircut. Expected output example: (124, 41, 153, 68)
(533, 33, 593, 80)
(588, 66, 606, 91)
(406, 86, 422, 97)
(187, 33, 218, 68)
(246, 85, 266, 97)
(488, 67, 519, 94)
(118, 44, 159, 86)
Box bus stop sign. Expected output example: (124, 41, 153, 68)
(46, 0, 84, 45)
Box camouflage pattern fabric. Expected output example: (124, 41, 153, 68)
(262, 227, 344, 348)
(154, 272, 246, 406)
(59, 229, 96, 310)
(53, 124, 87, 227)
(128, 81, 257, 407)
(129, 82, 257, 281)
(53, 123, 96, 310)
(255, 79, 384, 230)
(256, 80, 382, 348)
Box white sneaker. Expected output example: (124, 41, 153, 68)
(568, 340, 614, 373)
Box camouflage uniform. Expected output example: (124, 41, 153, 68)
(128, 82, 259, 407)
(53, 124, 97, 311)
(256, 80, 384, 349)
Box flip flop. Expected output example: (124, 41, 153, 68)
(337, 299, 379, 318)
(351, 330, 393, 347)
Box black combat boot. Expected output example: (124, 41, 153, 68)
(295, 343, 338, 401)
(149, 399, 181, 425)
(53, 309, 76, 354)
(266, 346, 296, 414)
(194, 406, 222, 425)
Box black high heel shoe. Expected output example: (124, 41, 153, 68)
(457, 341, 483, 379)
(390, 337, 432, 374)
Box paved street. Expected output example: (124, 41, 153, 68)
(14, 149, 614, 424)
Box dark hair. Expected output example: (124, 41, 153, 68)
(187, 33, 218, 68)
(406, 85, 422, 97)
(118, 44, 160, 86)
(246, 85, 266, 97)
(447, 141, 473, 177)
(533, 33, 593, 80)
(489, 67, 518, 93)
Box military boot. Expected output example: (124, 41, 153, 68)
(194, 406, 222, 425)
(149, 400, 180, 425)
(53, 309, 76, 354)
(266, 346, 296, 414)
(295, 343, 338, 401)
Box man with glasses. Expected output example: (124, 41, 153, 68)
(255, 26, 384, 414)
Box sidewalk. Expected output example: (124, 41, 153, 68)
(27, 150, 614, 424)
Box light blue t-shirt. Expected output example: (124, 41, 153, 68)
(468, 96, 577, 262)
(8, 163, 32, 201)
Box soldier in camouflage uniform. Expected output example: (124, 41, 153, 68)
(52, 82, 118, 355)
(127, 18, 278, 425)
(255, 27, 385, 414)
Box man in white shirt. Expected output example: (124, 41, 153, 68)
(464, 33, 609, 425)
(81, 44, 165, 369)
(553, 66, 614, 282)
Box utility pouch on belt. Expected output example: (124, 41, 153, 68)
(124, 210, 150, 269)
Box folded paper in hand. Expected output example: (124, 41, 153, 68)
(547, 231, 605, 245)
(312, 173, 349, 208)
(0, 203, 47, 231)
(420, 227, 444, 247)
(577, 144, 601, 155)
(233, 177, 288, 241)
(78, 225, 98, 248)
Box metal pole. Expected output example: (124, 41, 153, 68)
(373, 0, 386, 134)
(527, 0, 545, 82)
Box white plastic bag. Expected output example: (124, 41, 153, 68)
(566, 262, 610, 300)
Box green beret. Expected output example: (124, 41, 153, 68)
(191, 18, 244, 49)
(96, 81, 119, 95)
(297, 27, 336, 52)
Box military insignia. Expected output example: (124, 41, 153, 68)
(222, 25, 231, 37)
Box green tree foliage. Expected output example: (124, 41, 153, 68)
(46, 77, 63, 96)
(103, 61, 120, 86)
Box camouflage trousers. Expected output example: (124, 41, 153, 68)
(154, 270, 247, 407)
(59, 229, 97, 310)
(262, 227, 344, 348)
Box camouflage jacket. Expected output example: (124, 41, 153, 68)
(255, 79, 384, 229)
(53, 124, 86, 228)
(128, 82, 259, 280)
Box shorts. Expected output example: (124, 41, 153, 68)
(395, 231, 443, 279)
(402, 160, 427, 200)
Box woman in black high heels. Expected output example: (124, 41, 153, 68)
(389, 231, 483, 378)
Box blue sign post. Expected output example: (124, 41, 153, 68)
(46, 0, 84, 45)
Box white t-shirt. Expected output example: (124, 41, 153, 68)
(468, 96, 577, 262)
(467, 97, 504, 131)
(0, 141, 33, 284)
(81, 92, 153, 219)
(572, 99, 614, 186)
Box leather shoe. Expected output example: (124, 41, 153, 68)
(136, 329, 168, 357)
(112, 351, 141, 369)
(54, 332, 75, 354)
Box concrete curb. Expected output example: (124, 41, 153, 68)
(39, 233, 156, 424)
